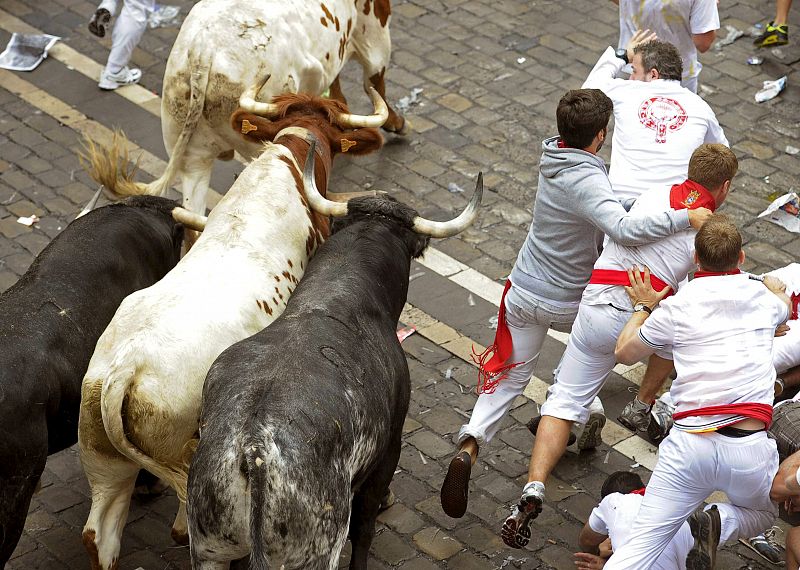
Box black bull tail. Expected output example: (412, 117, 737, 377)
(245, 444, 269, 570)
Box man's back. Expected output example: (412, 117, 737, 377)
(582, 186, 696, 309)
(583, 48, 727, 202)
(617, 0, 719, 88)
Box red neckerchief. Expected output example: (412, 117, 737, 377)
(693, 269, 741, 278)
(669, 180, 716, 212)
(629, 487, 646, 496)
(557, 138, 572, 148)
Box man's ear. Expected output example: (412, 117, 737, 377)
(738, 249, 746, 267)
(649, 68, 660, 81)
(693, 251, 700, 267)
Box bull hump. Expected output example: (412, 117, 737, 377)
(320, 345, 364, 385)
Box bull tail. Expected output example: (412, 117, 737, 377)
(245, 443, 270, 570)
(78, 44, 213, 202)
(100, 346, 191, 501)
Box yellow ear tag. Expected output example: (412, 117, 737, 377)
(341, 138, 357, 152)
(241, 119, 257, 135)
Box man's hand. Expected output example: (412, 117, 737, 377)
(575, 552, 608, 569)
(598, 538, 613, 558)
(776, 323, 791, 337)
(764, 275, 787, 295)
(624, 266, 671, 309)
(626, 28, 658, 62)
(687, 207, 712, 230)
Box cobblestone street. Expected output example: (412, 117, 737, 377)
(0, 0, 798, 568)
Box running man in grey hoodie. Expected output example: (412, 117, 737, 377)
(439, 88, 711, 532)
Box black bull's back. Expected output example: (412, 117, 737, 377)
(0, 195, 183, 563)
(188, 214, 426, 568)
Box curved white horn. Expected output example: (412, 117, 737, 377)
(302, 141, 348, 217)
(411, 173, 483, 238)
(239, 74, 281, 118)
(334, 86, 389, 129)
(171, 207, 207, 231)
(75, 186, 103, 219)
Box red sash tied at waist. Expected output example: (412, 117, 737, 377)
(472, 280, 520, 394)
(588, 268, 674, 298)
(672, 403, 773, 429)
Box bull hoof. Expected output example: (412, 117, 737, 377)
(171, 527, 190, 546)
(379, 488, 396, 511)
(82, 529, 116, 570)
(383, 117, 410, 136)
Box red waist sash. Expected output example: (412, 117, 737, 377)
(672, 403, 773, 428)
(588, 268, 674, 298)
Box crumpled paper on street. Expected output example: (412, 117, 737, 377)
(147, 4, 181, 28)
(758, 192, 800, 232)
(0, 33, 60, 72)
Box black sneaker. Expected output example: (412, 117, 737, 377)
(88, 8, 112, 38)
(753, 22, 788, 48)
(647, 397, 674, 445)
(686, 506, 721, 569)
(618, 397, 652, 433)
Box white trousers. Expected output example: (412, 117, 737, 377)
(458, 286, 577, 446)
(98, 0, 154, 72)
(605, 429, 778, 569)
(541, 303, 626, 424)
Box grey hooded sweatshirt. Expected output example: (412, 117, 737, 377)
(509, 136, 691, 304)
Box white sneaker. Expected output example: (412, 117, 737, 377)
(99, 66, 142, 90)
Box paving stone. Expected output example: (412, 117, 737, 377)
(412, 526, 463, 560)
(372, 529, 417, 565)
(378, 503, 427, 535)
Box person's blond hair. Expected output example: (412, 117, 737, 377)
(688, 144, 738, 191)
(694, 213, 741, 272)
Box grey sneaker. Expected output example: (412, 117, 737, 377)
(648, 396, 675, 445)
(99, 66, 142, 90)
(576, 396, 606, 451)
(738, 526, 786, 566)
(501, 481, 545, 549)
(687, 505, 721, 569)
(88, 8, 112, 37)
(618, 396, 652, 433)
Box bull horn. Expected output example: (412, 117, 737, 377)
(239, 74, 281, 118)
(171, 207, 207, 231)
(74, 186, 104, 220)
(411, 173, 483, 238)
(302, 140, 348, 217)
(333, 87, 389, 129)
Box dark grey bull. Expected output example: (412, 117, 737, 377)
(0, 195, 185, 563)
(186, 145, 482, 570)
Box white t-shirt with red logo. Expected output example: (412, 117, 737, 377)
(583, 47, 727, 202)
(638, 274, 788, 432)
(582, 185, 696, 309)
(617, 0, 720, 88)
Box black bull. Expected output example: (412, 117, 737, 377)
(0, 195, 184, 563)
(187, 196, 432, 569)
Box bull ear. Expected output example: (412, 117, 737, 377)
(335, 127, 384, 156)
(230, 110, 282, 142)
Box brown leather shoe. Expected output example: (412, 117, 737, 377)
(440, 451, 472, 518)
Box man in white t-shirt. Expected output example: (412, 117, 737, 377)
(583, 36, 727, 203)
(611, 0, 719, 93)
(518, 144, 736, 553)
(604, 215, 790, 569)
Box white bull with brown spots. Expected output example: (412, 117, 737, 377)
(85, 0, 405, 216)
(77, 89, 387, 570)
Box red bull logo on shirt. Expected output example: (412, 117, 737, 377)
(638, 96, 688, 143)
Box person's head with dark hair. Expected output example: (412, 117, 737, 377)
(600, 471, 645, 498)
(694, 213, 743, 272)
(556, 89, 613, 151)
(631, 40, 683, 82)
